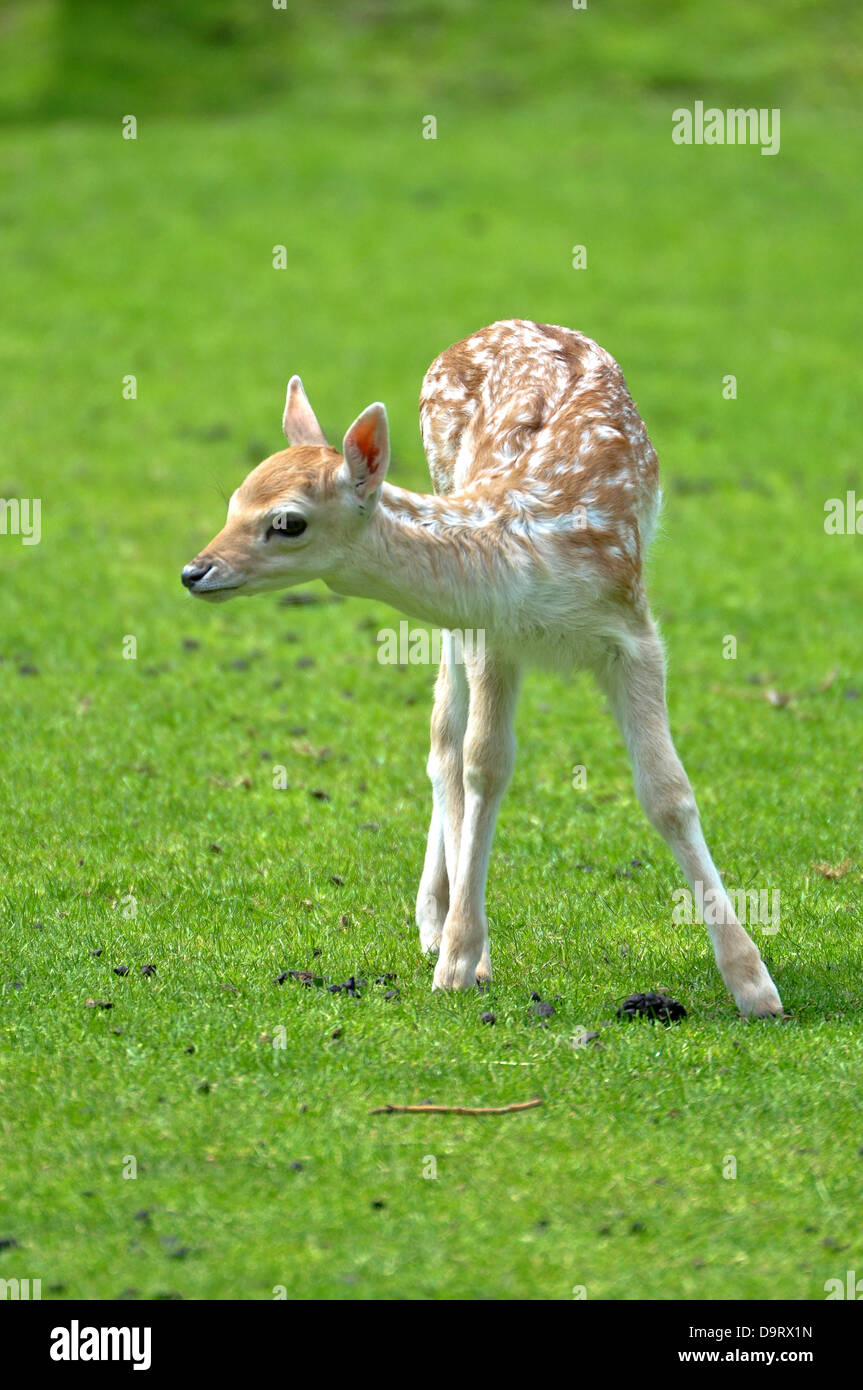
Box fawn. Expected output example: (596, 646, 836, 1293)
(182, 320, 782, 1017)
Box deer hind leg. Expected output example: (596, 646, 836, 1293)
(416, 637, 469, 953)
(433, 653, 521, 991)
(596, 619, 782, 1018)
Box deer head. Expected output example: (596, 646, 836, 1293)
(181, 378, 390, 601)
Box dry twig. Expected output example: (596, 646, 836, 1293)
(370, 1099, 542, 1116)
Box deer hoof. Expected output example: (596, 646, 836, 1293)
(419, 926, 442, 954)
(432, 952, 481, 992)
(475, 950, 492, 987)
(733, 965, 784, 1019)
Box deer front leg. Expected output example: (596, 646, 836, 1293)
(597, 621, 783, 1018)
(416, 803, 449, 953)
(416, 640, 468, 953)
(433, 656, 520, 991)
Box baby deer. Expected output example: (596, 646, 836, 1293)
(182, 320, 782, 1017)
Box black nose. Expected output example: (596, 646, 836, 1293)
(181, 561, 212, 589)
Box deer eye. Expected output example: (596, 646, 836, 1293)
(266, 513, 307, 540)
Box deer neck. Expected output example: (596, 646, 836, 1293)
(325, 482, 511, 629)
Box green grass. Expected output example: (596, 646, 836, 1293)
(1, 0, 862, 1300)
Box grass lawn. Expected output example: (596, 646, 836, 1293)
(0, 0, 861, 1299)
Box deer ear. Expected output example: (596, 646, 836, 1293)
(283, 376, 329, 447)
(342, 403, 390, 502)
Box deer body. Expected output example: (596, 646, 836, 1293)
(183, 320, 782, 1017)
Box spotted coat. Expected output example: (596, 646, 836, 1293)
(415, 319, 660, 608)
